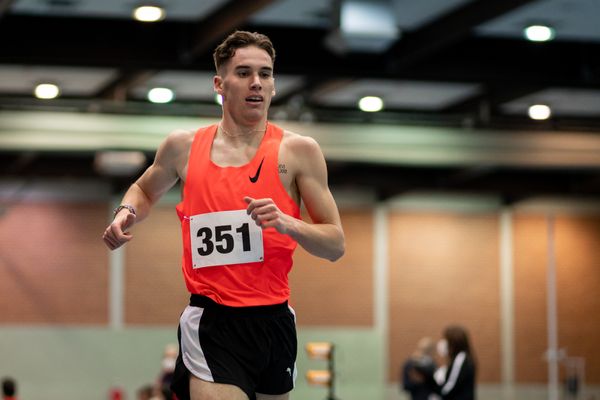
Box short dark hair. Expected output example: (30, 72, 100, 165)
(1, 377, 16, 397)
(213, 31, 276, 72)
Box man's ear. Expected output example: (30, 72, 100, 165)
(214, 75, 223, 95)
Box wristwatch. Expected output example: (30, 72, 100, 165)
(113, 204, 136, 218)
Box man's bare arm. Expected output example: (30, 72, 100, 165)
(102, 129, 191, 250)
(245, 134, 345, 261)
(289, 135, 345, 260)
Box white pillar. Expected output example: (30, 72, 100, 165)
(546, 215, 559, 400)
(108, 199, 125, 330)
(374, 204, 389, 383)
(499, 209, 515, 400)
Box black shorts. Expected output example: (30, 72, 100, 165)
(171, 294, 297, 400)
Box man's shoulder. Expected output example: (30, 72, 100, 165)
(160, 129, 196, 157)
(280, 128, 320, 152)
(168, 128, 194, 138)
(167, 123, 217, 140)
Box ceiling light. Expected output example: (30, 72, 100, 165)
(147, 87, 174, 103)
(358, 96, 383, 112)
(34, 83, 60, 99)
(215, 93, 223, 106)
(528, 104, 552, 120)
(133, 5, 165, 22)
(524, 25, 555, 42)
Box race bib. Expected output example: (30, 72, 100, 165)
(189, 210, 264, 269)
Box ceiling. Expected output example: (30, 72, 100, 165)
(1, 0, 600, 202)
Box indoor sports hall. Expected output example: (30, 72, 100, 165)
(1, 1, 599, 399)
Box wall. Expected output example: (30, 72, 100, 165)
(1, 182, 600, 400)
(388, 212, 501, 383)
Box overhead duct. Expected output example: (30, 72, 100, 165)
(325, 0, 400, 54)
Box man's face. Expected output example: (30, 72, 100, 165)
(214, 45, 275, 125)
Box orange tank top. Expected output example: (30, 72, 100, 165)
(175, 122, 300, 307)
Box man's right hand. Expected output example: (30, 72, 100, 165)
(102, 211, 136, 250)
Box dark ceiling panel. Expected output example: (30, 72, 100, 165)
(384, 0, 539, 72)
(93, 0, 277, 100)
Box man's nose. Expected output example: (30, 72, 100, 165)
(250, 74, 262, 90)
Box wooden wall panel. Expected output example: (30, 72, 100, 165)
(514, 214, 600, 384)
(388, 212, 501, 383)
(556, 215, 600, 384)
(125, 206, 189, 325)
(290, 209, 374, 326)
(0, 203, 109, 324)
(513, 215, 549, 382)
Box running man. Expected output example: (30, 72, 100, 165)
(102, 31, 345, 400)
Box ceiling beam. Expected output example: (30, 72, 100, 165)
(181, 0, 278, 63)
(385, 0, 538, 72)
(442, 83, 547, 118)
(2, 152, 598, 198)
(271, 76, 357, 110)
(95, 69, 158, 101)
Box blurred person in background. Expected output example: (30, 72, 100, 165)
(430, 325, 476, 400)
(402, 337, 440, 400)
(157, 343, 178, 399)
(410, 325, 476, 400)
(2, 377, 17, 400)
(137, 384, 155, 400)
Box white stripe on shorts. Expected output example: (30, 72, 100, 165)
(180, 305, 214, 382)
(288, 304, 298, 388)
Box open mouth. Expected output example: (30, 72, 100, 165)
(245, 96, 263, 103)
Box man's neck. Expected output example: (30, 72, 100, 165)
(217, 120, 268, 146)
(219, 123, 266, 138)
(219, 113, 267, 136)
